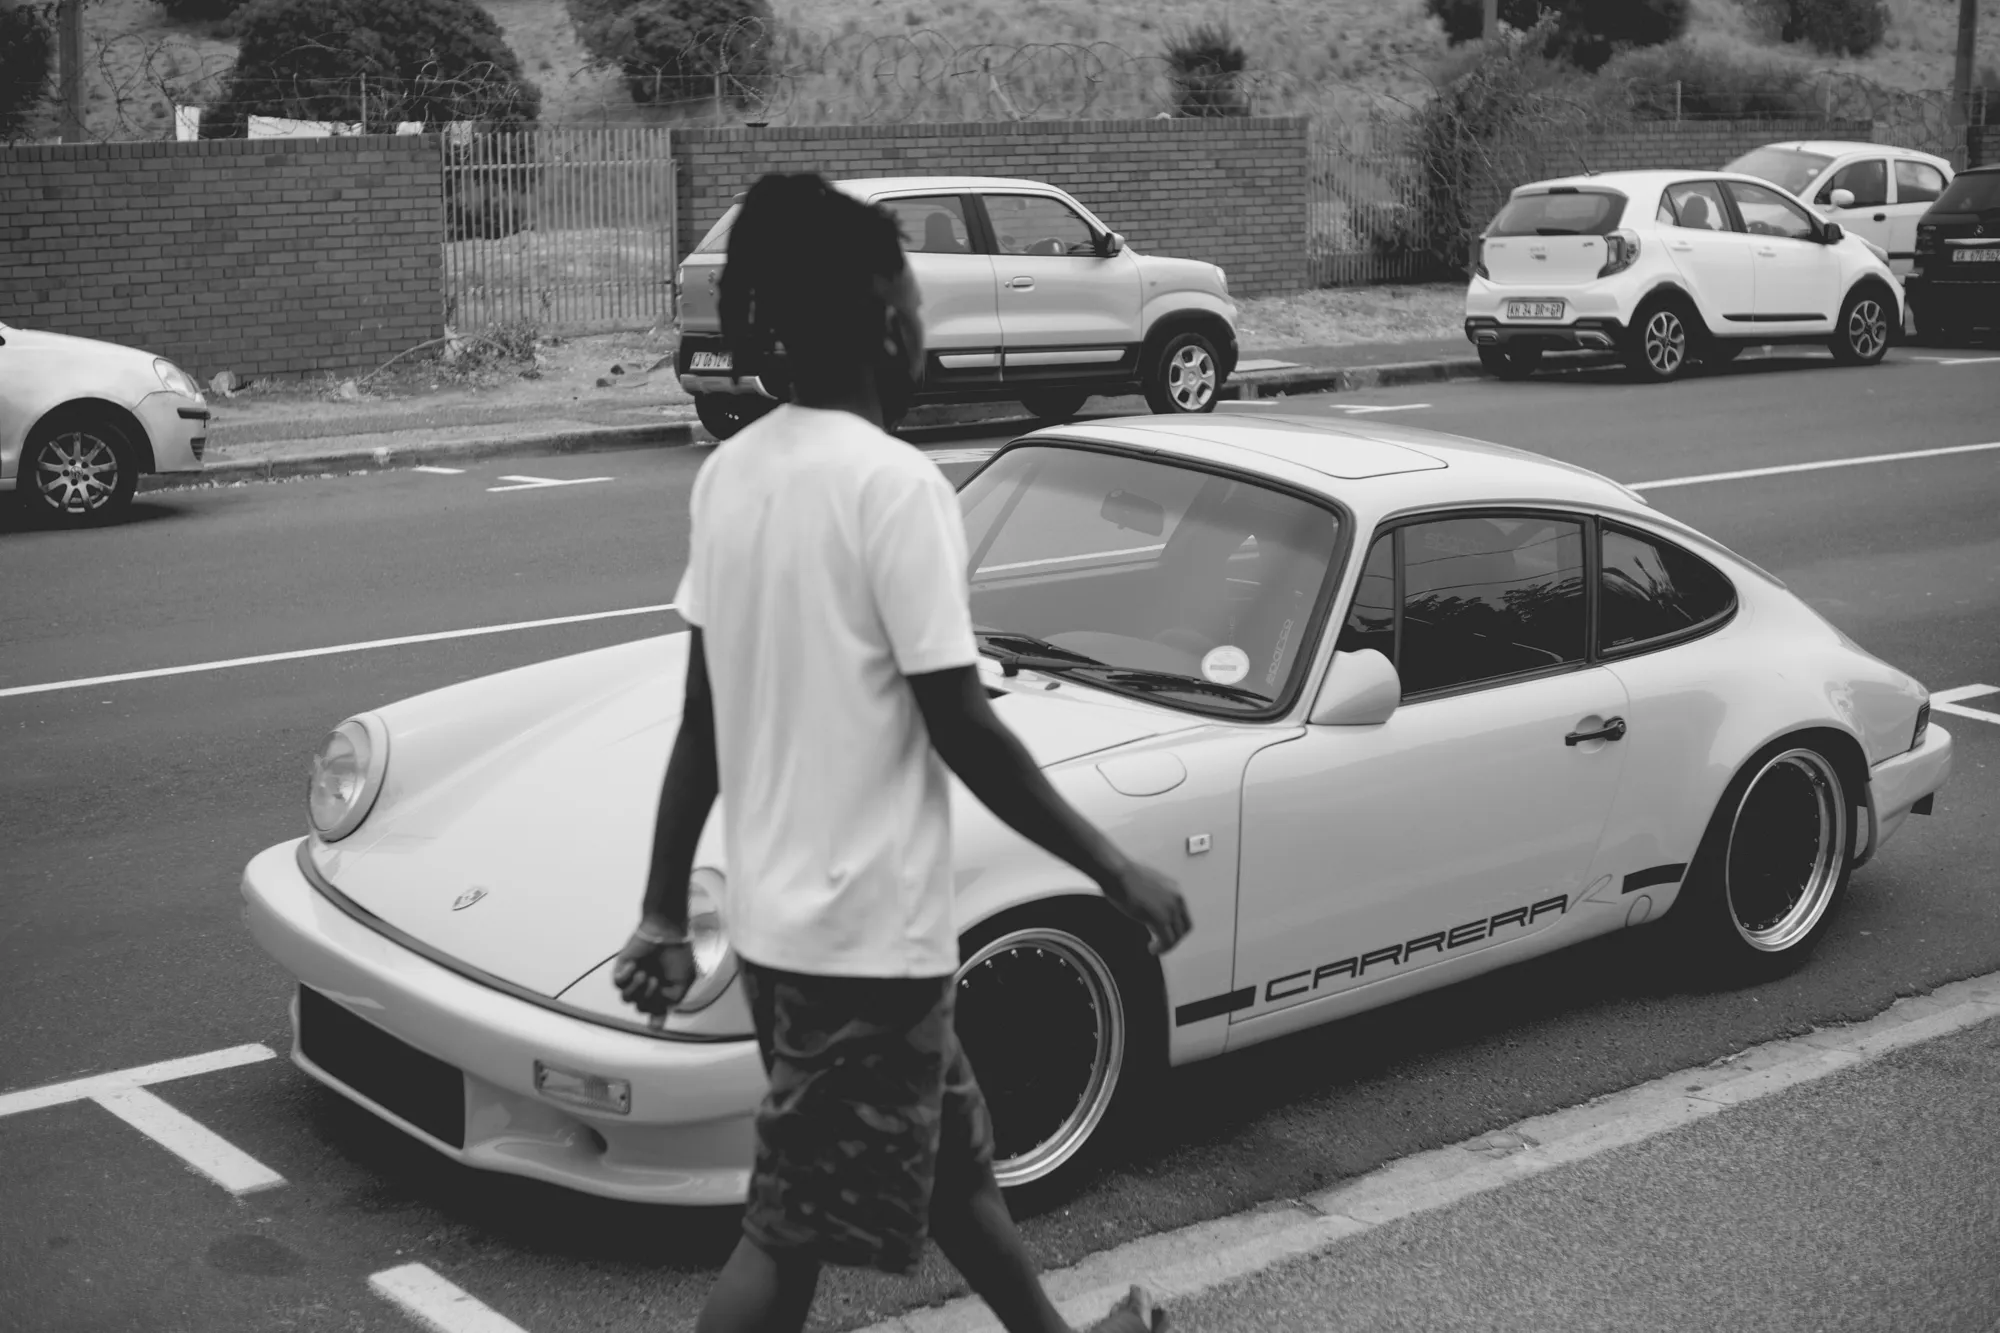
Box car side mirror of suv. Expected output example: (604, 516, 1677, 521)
(1096, 231, 1125, 258)
(1828, 187, 1856, 210)
(1309, 649, 1401, 726)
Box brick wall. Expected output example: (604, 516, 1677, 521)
(673, 119, 1310, 297)
(1973, 125, 2000, 168)
(0, 136, 443, 381)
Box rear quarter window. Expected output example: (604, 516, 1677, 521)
(1488, 190, 1629, 237)
(1934, 172, 2000, 212)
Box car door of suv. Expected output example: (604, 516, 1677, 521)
(1888, 159, 1949, 274)
(871, 193, 1003, 393)
(1724, 180, 1840, 331)
(1227, 513, 1631, 1046)
(974, 190, 1143, 387)
(1659, 180, 1756, 331)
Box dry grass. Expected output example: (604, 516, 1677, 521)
(1237, 283, 1467, 352)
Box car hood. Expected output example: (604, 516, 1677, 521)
(1133, 252, 1230, 298)
(1, 325, 155, 369)
(307, 634, 1195, 996)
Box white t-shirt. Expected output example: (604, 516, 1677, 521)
(674, 405, 979, 978)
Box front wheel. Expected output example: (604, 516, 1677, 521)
(22, 413, 138, 527)
(1143, 331, 1222, 414)
(693, 393, 777, 441)
(1831, 288, 1893, 365)
(1623, 302, 1694, 382)
(1478, 345, 1542, 381)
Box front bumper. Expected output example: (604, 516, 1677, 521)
(1465, 315, 1625, 351)
(135, 391, 207, 472)
(1864, 723, 1953, 860)
(240, 838, 765, 1204)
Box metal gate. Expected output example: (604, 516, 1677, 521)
(442, 127, 678, 334)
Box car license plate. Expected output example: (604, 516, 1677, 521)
(1952, 249, 2000, 263)
(689, 351, 732, 370)
(1506, 300, 1565, 320)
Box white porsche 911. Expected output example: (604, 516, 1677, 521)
(242, 416, 1953, 1204)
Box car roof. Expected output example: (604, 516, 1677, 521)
(834, 176, 1061, 196)
(1759, 140, 1947, 161)
(1024, 415, 1641, 518)
(1514, 169, 1795, 194)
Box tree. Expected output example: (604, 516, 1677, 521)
(206, 0, 541, 136)
(1164, 23, 1251, 117)
(0, 0, 54, 141)
(1427, 0, 1688, 71)
(567, 0, 775, 108)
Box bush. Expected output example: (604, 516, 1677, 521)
(568, 0, 775, 108)
(1164, 23, 1250, 117)
(1427, 0, 1688, 72)
(0, 1, 53, 141)
(207, 0, 541, 137)
(1754, 0, 1887, 57)
(1599, 40, 1820, 120)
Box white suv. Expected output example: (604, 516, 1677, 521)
(1724, 141, 1954, 277)
(676, 176, 1239, 437)
(1465, 170, 1903, 383)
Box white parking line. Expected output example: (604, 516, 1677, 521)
(1321, 402, 1431, 415)
(1629, 439, 2000, 491)
(0, 604, 680, 700)
(1933, 684, 2000, 726)
(1913, 355, 2000, 365)
(371, 1264, 533, 1333)
(412, 466, 465, 475)
(486, 475, 613, 493)
(0, 1044, 284, 1195)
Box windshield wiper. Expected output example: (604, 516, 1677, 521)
(1075, 667, 1270, 706)
(974, 630, 1105, 677)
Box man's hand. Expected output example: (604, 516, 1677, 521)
(1099, 860, 1192, 955)
(614, 930, 698, 1022)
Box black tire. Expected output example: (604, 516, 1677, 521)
(1019, 390, 1091, 422)
(1623, 299, 1695, 382)
(1667, 738, 1856, 982)
(1830, 286, 1893, 365)
(21, 411, 139, 527)
(693, 393, 777, 441)
(1477, 345, 1542, 381)
(1143, 330, 1222, 415)
(953, 901, 1163, 1212)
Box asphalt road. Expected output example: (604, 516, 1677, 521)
(2, 345, 1997, 1332)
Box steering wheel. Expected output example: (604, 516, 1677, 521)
(1024, 236, 1066, 257)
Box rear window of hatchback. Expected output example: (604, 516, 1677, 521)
(1933, 170, 2000, 213)
(1488, 189, 1629, 237)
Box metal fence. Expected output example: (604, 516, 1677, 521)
(1307, 123, 1453, 288)
(442, 127, 679, 334)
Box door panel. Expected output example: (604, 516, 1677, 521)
(1660, 181, 1756, 326)
(875, 193, 1004, 388)
(1727, 181, 1840, 328)
(1888, 160, 1950, 273)
(1817, 158, 1894, 255)
(978, 192, 1142, 372)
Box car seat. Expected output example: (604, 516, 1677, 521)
(923, 212, 964, 253)
(1679, 193, 1714, 230)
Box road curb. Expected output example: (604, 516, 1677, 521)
(1228, 355, 1486, 400)
(855, 972, 2000, 1333)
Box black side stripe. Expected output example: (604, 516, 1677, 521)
(1623, 862, 1689, 894)
(1175, 987, 1255, 1026)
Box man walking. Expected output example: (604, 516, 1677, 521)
(613, 173, 1190, 1333)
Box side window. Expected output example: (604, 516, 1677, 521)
(1336, 531, 1395, 660)
(1656, 195, 1678, 225)
(1665, 181, 1729, 232)
(1895, 160, 1946, 205)
(1820, 159, 1889, 208)
(1726, 181, 1817, 241)
(879, 195, 974, 255)
(985, 193, 1099, 257)
(1598, 525, 1737, 653)
(1397, 514, 1587, 696)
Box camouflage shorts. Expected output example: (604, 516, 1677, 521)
(740, 961, 997, 1275)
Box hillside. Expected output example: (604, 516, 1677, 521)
(53, 0, 2000, 140)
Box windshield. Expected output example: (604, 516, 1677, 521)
(1723, 148, 1832, 197)
(1935, 171, 2000, 213)
(958, 444, 1342, 715)
(692, 205, 739, 255)
(1488, 190, 1627, 237)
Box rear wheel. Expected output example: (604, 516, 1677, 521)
(693, 393, 777, 441)
(1477, 345, 1542, 381)
(22, 412, 138, 527)
(1143, 331, 1221, 414)
(1019, 390, 1090, 422)
(1624, 301, 1694, 382)
(1831, 287, 1893, 365)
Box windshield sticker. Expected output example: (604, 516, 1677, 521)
(1202, 645, 1250, 685)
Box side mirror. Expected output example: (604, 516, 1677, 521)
(1822, 222, 1844, 244)
(1099, 489, 1164, 536)
(1097, 231, 1125, 258)
(1828, 187, 1856, 210)
(1308, 649, 1401, 727)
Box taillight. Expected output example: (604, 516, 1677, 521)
(1599, 229, 1640, 278)
(1912, 701, 1931, 751)
(1916, 225, 1938, 254)
(1474, 236, 1490, 280)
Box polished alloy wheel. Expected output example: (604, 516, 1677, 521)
(1166, 344, 1217, 411)
(1724, 749, 1847, 952)
(953, 928, 1124, 1188)
(35, 429, 122, 516)
(1643, 310, 1687, 377)
(1846, 299, 1888, 360)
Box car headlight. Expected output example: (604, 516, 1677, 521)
(154, 358, 202, 399)
(306, 714, 390, 841)
(1213, 264, 1229, 296)
(676, 866, 739, 1012)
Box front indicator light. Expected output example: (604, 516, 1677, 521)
(1912, 701, 1930, 751)
(534, 1060, 632, 1115)
(1598, 229, 1640, 278)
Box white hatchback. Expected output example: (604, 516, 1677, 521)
(1724, 141, 1954, 276)
(1464, 170, 1903, 382)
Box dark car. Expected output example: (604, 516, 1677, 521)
(1908, 165, 2000, 342)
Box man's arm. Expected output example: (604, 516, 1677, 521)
(616, 629, 719, 1017)
(907, 665, 1191, 953)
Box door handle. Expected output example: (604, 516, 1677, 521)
(1565, 716, 1627, 747)
(1872, 213, 1886, 222)
(1668, 242, 1693, 252)
(1007, 276, 1035, 290)
(1756, 248, 1778, 257)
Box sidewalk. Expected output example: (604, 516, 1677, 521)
(147, 336, 1485, 492)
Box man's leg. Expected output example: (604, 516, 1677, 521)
(929, 1165, 1069, 1333)
(694, 1235, 821, 1333)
